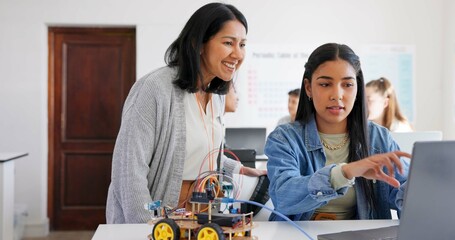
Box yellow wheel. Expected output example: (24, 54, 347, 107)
(152, 218, 180, 240)
(197, 223, 225, 240)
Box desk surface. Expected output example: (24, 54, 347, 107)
(93, 220, 399, 240)
(0, 152, 28, 162)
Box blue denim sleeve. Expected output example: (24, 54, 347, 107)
(395, 181, 407, 211)
(385, 134, 410, 213)
(266, 127, 349, 215)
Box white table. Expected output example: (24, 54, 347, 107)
(93, 219, 399, 240)
(0, 153, 27, 240)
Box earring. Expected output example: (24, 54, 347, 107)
(308, 97, 312, 101)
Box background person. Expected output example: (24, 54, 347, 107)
(106, 2, 265, 224)
(277, 88, 300, 125)
(365, 77, 413, 132)
(265, 43, 410, 221)
(223, 82, 239, 150)
(225, 82, 239, 113)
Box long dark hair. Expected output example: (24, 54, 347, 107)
(165, 2, 248, 94)
(295, 43, 378, 215)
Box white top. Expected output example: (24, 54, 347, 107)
(183, 93, 223, 180)
(390, 119, 413, 132)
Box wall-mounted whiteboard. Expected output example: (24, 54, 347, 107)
(225, 44, 312, 133)
(225, 44, 415, 133)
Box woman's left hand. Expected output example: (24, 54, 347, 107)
(240, 166, 267, 177)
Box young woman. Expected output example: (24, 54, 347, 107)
(366, 77, 413, 132)
(106, 2, 265, 224)
(265, 43, 410, 221)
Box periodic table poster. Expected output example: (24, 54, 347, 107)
(225, 44, 415, 133)
(225, 44, 311, 132)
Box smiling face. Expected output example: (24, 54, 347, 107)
(200, 20, 247, 86)
(304, 59, 358, 133)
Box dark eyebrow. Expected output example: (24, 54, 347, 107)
(221, 36, 247, 41)
(316, 76, 333, 80)
(316, 76, 355, 80)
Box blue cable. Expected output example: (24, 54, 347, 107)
(222, 198, 315, 240)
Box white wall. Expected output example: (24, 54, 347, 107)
(0, 0, 453, 236)
(443, 0, 455, 139)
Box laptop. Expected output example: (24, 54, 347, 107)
(225, 127, 267, 155)
(318, 141, 455, 240)
(390, 131, 442, 154)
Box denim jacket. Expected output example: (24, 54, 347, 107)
(265, 115, 409, 221)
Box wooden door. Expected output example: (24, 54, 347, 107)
(48, 27, 135, 230)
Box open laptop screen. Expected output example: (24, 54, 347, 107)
(390, 131, 442, 154)
(318, 141, 455, 240)
(225, 127, 266, 155)
(397, 141, 455, 239)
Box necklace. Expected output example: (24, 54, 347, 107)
(321, 135, 349, 151)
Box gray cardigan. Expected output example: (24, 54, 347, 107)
(106, 66, 238, 223)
